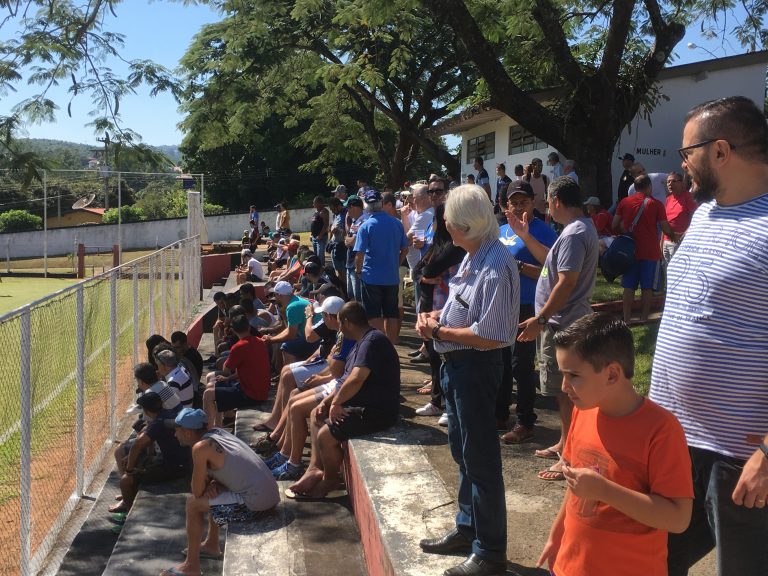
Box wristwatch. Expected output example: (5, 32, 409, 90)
(759, 442, 768, 460)
(536, 315, 548, 326)
(432, 322, 443, 341)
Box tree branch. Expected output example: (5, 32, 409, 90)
(531, 0, 584, 86)
(599, 0, 635, 81)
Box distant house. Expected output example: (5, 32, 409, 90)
(431, 51, 768, 202)
(47, 207, 106, 228)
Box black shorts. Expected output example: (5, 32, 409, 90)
(361, 283, 399, 319)
(214, 382, 263, 412)
(134, 463, 191, 485)
(326, 407, 397, 441)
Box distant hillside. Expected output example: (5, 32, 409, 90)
(17, 138, 182, 169)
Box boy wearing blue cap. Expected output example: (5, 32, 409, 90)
(161, 408, 279, 576)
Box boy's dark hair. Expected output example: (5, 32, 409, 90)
(239, 283, 255, 298)
(338, 301, 368, 327)
(230, 315, 250, 334)
(134, 362, 158, 385)
(553, 313, 635, 378)
(240, 298, 254, 314)
(228, 304, 246, 318)
(213, 291, 226, 302)
(136, 391, 163, 414)
(170, 331, 187, 345)
(547, 176, 582, 208)
(474, 155, 484, 165)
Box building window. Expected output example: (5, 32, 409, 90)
(508, 125, 548, 155)
(467, 132, 495, 163)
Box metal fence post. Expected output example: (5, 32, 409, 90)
(148, 258, 155, 335)
(20, 309, 32, 576)
(161, 250, 167, 336)
(43, 169, 48, 278)
(133, 265, 139, 367)
(75, 285, 85, 497)
(109, 270, 117, 440)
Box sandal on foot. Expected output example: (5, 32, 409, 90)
(534, 447, 560, 460)
(538, 467, 565, 482)
(416, 383, 431, 394)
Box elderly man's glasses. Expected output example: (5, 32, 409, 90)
(677, 139, 736, 161)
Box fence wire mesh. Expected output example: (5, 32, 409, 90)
(0, 236, 200, 576)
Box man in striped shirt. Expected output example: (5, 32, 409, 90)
(650, 96, 768, 575)
(417, 185, 519, 576)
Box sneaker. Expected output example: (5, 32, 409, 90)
(272, 461, 304, 480)
(438, 413, 449, 427)
(415, 402, 443, 417)
(407, 349, 424, 358)
(501, 424, 535, 444)
(263, 452, 288, 470)
(251, 434, 278, 454)
(205, 354, 217, 364)
(410, 353, 430, 364)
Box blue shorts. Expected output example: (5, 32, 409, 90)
(280, 338, 320, 360)
(214, 381, 264, 412)
(621, 259, 662, 291)
(361, 283, 399, 319)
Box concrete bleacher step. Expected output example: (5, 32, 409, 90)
(225, 410, 367, 576)
(102, 478, 226, 576)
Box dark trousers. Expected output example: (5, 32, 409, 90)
(427, 339, 442, 407)
(668, 446, 768, 575)
(441, 348, 507, 562)
(494, 304, 537, 427)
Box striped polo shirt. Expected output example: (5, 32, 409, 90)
(649, 194, 768, 460)
(435, 238, 520, 354)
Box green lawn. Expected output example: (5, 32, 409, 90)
(0, 277, 79, 316)
(631, 322, 659, 397)
(591, 273, 624, 304)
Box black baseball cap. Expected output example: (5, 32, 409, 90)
(620, 152, 635, 162)
(310, 283, 343, 299)
(506, 180, 534, 198)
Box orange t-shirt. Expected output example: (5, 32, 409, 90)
(554, 399, 693, 576)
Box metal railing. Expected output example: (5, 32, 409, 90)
(0, 235, 201, 576)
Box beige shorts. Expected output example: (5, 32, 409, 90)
(538, 325, 563, 396)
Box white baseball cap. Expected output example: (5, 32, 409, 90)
(270, 281, 293, 296)
(313, 296, 345, 315)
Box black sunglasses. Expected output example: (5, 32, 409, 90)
(428, 188, 445, 194)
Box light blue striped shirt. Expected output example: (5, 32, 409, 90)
(650, 194, 768, 460)
(435, 238, 520, 353)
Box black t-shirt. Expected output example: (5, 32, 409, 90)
(184, 347, 204, 379)
(618, 169, 633, 200)
(310, 210, 326, 238)
(145, 417, 192, 468)
(311, 320, 338, 359)
(341, 328, 400, 417)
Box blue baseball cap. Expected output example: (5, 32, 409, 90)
(363, 189, 382, 204)
(175, 407, 208, 429)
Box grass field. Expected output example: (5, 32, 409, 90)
(2, 249, 158, 276)
(0, 277, 79, 316)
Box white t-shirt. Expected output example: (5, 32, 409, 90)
(406, 207, 434, 269)
(628, 172, 668, 204)
(247, 257, 263, 279)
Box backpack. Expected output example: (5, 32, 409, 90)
(600, 197, 649, 282)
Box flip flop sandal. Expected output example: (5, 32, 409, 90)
(534, 447, 560, 460)
(284, 488, 348, 500)
(416, 384, 431, 394)
(537, 468, 565, 482)
(160, 568, 201, 576)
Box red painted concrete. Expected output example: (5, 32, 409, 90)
(344, 442, 394, 576)
(185, 303, 212, 349)
(201, 253, 234, 289)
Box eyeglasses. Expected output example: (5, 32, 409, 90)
(428, 188, 445, 194)
(677, 139, 736, 161)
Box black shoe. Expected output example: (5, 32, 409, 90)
(410, 353, 430, 364)
(420, 529, 472, 555)
(443, 554, 507, 576)
(408, 349, 424, 358)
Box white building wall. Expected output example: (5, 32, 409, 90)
(0, 207, 316, 260)
(460, 59, 767, 201)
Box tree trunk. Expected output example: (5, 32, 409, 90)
(389, 133, 419, 189)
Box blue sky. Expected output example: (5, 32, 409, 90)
(0, 2, 761, 147)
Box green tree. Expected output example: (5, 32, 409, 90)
(102, 205, 145, 223)
(0, 209, 42, 232)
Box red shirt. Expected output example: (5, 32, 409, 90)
(664, 191, 697, 241)
(616, 194, 666, 260)
(590, 210, 613, 237)
(224, 335, 270, 401)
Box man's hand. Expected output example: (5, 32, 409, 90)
(562, 465, 607, 500)
(416, 313, 437, 339)
(506, 210, 530, 239)
(420, 276, 441, 285)
(262, 334, 272, 345)
(204, 480, 223, 499)
(536, 537, 561, 571)
(328, 404, 349, 425)
(313, 403, 329, 426)
(732, 450, 768, 508)
(517, 316, 543, 342)
(344, 236, 355, 247)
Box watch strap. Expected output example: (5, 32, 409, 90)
(432, 322, 442, 341)
(760, 442, 768, 460)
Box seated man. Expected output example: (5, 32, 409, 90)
(239, 282, 266, 310)
(171, 331, 204, 382)
(262, 281, 319, 364)
(235, 249, 254, 284)
(296, 261, 329, 298)
(133, 361, 182, 416)
(203, 314, 270, 427)
(245, 250, 264, 282)
(287, 301, 400, 498)
(156, 349, 195, 407)
(210, 291, 228, 354)
(161, 408, 279, 576)
(111, 392, 192, 514)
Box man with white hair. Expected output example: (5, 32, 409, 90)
(627, 162, 668, 204)
(156, 349, 194, 407)
(416, 184, 519, 576)
(404, 184, 434, 283)
(353, 189, 409, 343)
(563, 159, 579, 184)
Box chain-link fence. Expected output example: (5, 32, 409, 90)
(0, 235, 201, 576)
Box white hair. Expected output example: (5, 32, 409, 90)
(444, 184, 499, 244)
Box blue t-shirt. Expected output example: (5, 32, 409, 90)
(499, 218, 558, 305)
(354, 212, 408, 285)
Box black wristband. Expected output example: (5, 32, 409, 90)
(759, 442, 768, 460)
(517, 260, 524, 272)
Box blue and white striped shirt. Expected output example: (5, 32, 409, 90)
(650, 194, 768, 460)
(435, 238, 520, 353)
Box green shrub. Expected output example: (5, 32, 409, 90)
(102, 205, 145, 224)
(0, 210, 43, 233)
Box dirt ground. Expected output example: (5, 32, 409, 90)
(395, 314, 715, 576)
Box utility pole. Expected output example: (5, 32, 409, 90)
(96, 132, 111, 210)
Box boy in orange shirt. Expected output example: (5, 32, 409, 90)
(538, 313, 693, 576)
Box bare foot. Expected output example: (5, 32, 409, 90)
(288, 466, 322, 494)
(108, 501, 130, 513)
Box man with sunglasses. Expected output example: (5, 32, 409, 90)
(650, 96, 768, 576)
(662, 171, 697, 265)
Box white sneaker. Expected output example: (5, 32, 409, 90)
(438, 413, 449, 427)
(415, 402, 443, 417)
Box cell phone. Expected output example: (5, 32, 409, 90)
(455, 294, 469, 309)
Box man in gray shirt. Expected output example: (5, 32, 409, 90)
(513, 177, 598, 482)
